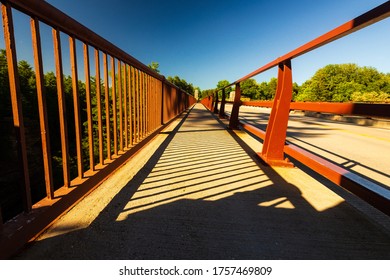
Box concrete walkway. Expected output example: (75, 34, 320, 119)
(16, 103, 390, 259)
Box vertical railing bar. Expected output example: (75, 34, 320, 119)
(157, 79, 160, 128)
(219, 88, 226, 118)
(111, 56, 118, 156)
(131, 66, 136, 145)
(145, 74, 148, 134)
(145, 74, 148, 133)
(141, 72, 148, 137)
(151, 76, 154, 131)
(127, 65, 133, 146)
(213, 90, 219, 114)
(151, 78, 154, 127)
(117, 60, 123, 152)
(147, 75, 150, 133)
(103, 52, 111, 160)
(228, 83, 241, 130)
(161, 79, 164, 125)
(53, 28, 70, 188)
(150, 76, 154, 131)
(2, 3, 32, 211)
(136, 69, 140, 143)
(146, 74, 149, 133)
(157, 79, 160, 129)
(139, 71, 145, 139)
(31, 17, 54, 199)
(153, 77, 156, 129)
(69, 36, 84, 179)
(83, 44, 94, 171)
(94, 48, 104, 165)
(128, 66, 132, 144)
(123, 63, 128, 148)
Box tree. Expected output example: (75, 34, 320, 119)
(294, 64, 390, 102)
(167, 75, 195, 95)
(216, 80, 232, 99)
(200, 89, 215, 99)
(240, 78, 260, 99)
(0, 49, 10, 117)
(148, 61, 160, 73)
(256, 77, 278, 100)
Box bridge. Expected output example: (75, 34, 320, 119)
(1, 0, 390, 259)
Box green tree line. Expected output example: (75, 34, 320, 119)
(148, 62, 195, 95)
(200, 64, 390, 103)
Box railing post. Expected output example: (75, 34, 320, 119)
(209, 94, 214, 111)
(84, 44, 95, 171)
(260, 60, 294, 167)
(111, 57, 118, 156)
(53, 28, 71, 186)
(161, 78, 165, 125)
(31, 17, 54, 198)
(219, 88, 226, 118)
(228, 82, 241, 129)
(70, 36, 84, 178)
(213, 90, 219, 114)
(117, 60, 123, 152)
(103, 53, 111, 160)
(2, 3, 32, 212)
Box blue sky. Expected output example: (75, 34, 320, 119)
(3, 0, 390, 90)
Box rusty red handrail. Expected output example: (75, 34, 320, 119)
(242, 101, 390, 119)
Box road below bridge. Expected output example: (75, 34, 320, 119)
(225, 104, 390, 189)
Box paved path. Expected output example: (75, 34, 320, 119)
(16, 103, 390, 259)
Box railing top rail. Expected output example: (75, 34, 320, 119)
(220, 1, 390, 90)
(4, 0, 165, 80)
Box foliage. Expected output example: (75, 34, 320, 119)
(214, 80, 231, 99)
(148, 61, 160, 73)
(295, 64, 390, 102)
(213, 64, 389, 103)
(240, 79, 259, 99)
(350, 91, 390, 102)
(167, 75, 195, 95)
(200, 88, 215, 99)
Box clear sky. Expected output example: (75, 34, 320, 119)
(4, 0, 390, 90)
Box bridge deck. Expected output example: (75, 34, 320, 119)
(16, 103, 390, 259)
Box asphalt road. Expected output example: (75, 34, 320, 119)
(224, 104, 390, 189)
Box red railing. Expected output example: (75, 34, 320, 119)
(202, 2, 390, 216)
(242, 101, 390, 119)
(0, 0, 196, 258)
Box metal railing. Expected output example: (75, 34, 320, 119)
(0, 0, 196, 258)
(202, 2, 390, 216)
